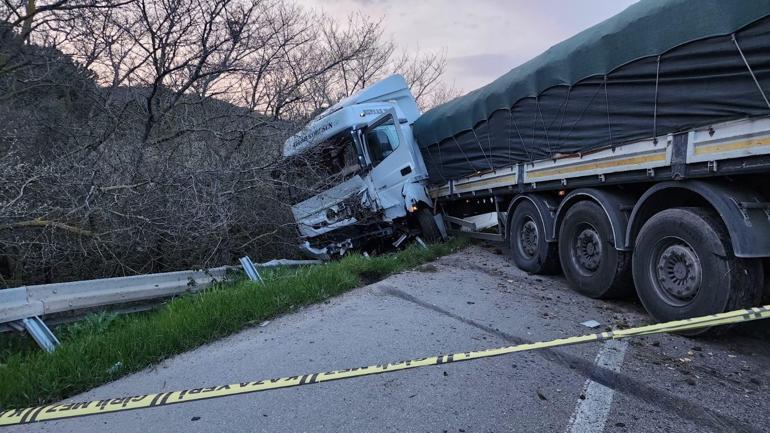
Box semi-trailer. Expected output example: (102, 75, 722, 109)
(281, 0, 770, 326)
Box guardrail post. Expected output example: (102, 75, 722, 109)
(239, 256, 264, 283)
(12, 316, 60, 352)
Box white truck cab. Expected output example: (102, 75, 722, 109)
(282, 75, 436, 259)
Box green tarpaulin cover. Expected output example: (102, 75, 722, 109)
(414, 0, 770, 183)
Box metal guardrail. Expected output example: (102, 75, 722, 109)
(0, 266, 231, 326)
(0, 266, 232, 350)
(0, 258, 321, 351)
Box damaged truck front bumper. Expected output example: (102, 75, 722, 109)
(298, 239, 354, 261)
(298, 225, 395, 261)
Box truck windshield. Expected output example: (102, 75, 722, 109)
(365, 117, 400, 166)
(285, 132, 361, 204)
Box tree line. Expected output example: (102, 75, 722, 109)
(0, 0, 456, 286)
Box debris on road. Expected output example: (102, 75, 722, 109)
(418, 264, 438, 273)
(580, 320, 601, 329)
(107, 361, 123, 374)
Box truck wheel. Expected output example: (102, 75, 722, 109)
(558, 201, 632, 298)
(416, 208, 442, 243)
(508, 200, 559, 274)
(632, 207, 763, 331)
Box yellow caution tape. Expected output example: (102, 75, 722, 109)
(2, 305, 769, 427)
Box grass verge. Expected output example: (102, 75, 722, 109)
(0, 238, 468, 409)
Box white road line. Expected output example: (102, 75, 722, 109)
(565, 339, 629, 433)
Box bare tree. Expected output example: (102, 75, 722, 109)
(0, 0, 454, 286)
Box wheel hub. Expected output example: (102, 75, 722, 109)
(655, 244, 701, 301)
(519, 220, 539, 258)
(575, 228, 602, 271)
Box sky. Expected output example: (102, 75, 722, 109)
(296, 0, 639, 93)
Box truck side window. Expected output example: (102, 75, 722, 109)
(365, 117, 400, 166)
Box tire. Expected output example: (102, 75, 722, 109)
(416, 208, 442, 243)
(508, 200, 559, 274)
(558, 201, 632, 299)
(632, 207, 764, 331)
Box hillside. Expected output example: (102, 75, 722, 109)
(1, 25, 297, 286)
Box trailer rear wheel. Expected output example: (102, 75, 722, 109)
(632, 207, 763, 332)
(509, 200, 559, 274)
(416, 208, 442, 243)
(558, 201, 632, 298)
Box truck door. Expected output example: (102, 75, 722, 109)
(361, 111, 414, 219)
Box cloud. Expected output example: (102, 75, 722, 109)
(446, 53, 528, 92)
(449, 52, 519, 77)
(295, 0, 639, 90)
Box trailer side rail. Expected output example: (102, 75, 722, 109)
(431, 116, 770, 199)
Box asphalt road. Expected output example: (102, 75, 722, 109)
(13, 244, 770, 433)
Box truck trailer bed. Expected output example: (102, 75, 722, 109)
(431, 116, 770, 199)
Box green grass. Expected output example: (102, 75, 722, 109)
(0, 238, 467, 409)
